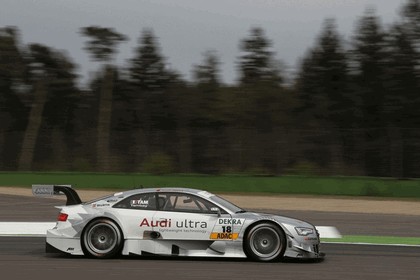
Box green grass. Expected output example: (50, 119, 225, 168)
(1, 172, 420, 198)
(322, 235, 420, 246)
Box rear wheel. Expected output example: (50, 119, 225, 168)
(244, 223, 286, 262)
(82, 219, 123, 258)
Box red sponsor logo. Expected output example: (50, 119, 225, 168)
(139, 218, 171, 227)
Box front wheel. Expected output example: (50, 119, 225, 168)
(82, 219, 123, 258)
(244, 223, 286, 262)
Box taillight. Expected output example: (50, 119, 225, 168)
(58, 213, 68, 222)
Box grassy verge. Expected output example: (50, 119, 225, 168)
(1, 172, 420, 198)
(322, 235, 420, 246)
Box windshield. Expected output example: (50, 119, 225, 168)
(210, 195, 244, 213)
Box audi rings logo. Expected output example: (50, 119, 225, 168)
(33, 186, 53, 195)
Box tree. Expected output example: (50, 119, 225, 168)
(296, 19, 351, 124)
(0, 27, 25, 92)
(191, 50, 222, 124)
(231, 27, 290, 173)
(352, 10, 388, 126)
(384, 26, 418, 127)
(384, 1, 420, 177)
(18, 44, 78, 170)
(237, 27, 281, 85)
(129, 29, 170, 91)
(80, 26, 127, 171)
(351, 9, 389, 176)
(398, 0, 420, 110)
(193, 50, 221, 89)
(295, 19, 351, 173)
(400, 0, 420, 48)
(189, 51, 226, 173)
(128, 29, 178, 171)
(80, 26, 127, 62)
(0, 27, 27, 170)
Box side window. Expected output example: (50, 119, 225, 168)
(157, 193, 226, 214)
(113, 193, 157, 210)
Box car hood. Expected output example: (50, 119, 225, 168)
(234, 211, 314, 228)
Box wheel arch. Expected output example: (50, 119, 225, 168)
(81, 216, 125, 239)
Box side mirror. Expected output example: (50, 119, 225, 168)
(211, 207, 221, 217)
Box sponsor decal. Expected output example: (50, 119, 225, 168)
(131, 199, 149, 207)
(158, 228, 207, 234)
(210, 224, 240, 240)
(32, 186, 54, 196)
(138, 217, 245, 238)
(304, 237, 318, 241)
(139, 218, 208, 229)
(210, 232, 239, 240)
(210, 218, 245, 240)
(140, 218, 172, 227)
(217, 218, 244, 225)
(92, 203, 110, 208)
(175, 220, 208, 229)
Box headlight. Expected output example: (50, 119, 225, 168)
(295, 227, 314, 236)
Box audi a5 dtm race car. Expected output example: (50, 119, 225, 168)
(32, 185, 324, 262)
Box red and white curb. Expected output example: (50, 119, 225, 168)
(0, 222, 342, 238)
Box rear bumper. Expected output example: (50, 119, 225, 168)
(46, 229, 84, 255)
(46, 242, 66, 254)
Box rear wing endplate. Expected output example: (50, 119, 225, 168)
(32, 185, 82, 206)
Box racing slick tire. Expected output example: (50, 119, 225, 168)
(82, 218, 123, 258)
(244, 222, 286, 262)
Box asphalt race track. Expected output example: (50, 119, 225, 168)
(1, 237, 419, 279)
(1, 194, 420, 279)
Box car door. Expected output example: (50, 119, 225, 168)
(112, 192, 157, 240)
(152, 192, 231, 241)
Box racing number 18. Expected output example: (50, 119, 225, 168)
(222, 226, 232, 233)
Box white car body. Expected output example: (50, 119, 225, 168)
(33, 185, 324, 262)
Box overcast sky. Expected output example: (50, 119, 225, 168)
(1, 0, 408, 85)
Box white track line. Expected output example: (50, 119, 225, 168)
(316, 226, 342, 238)
(0, 222, 55, 236)
(322, 241, 420, 248)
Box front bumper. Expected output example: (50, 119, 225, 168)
(283, 233, 325, 259)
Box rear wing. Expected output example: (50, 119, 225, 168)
(32, 185, 82, 206)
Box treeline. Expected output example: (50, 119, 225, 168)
(1, 0, 420, 177)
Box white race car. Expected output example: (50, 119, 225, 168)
(33, 185, 324, 262)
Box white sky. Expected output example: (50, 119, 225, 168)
(0, 0, 407, 85)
